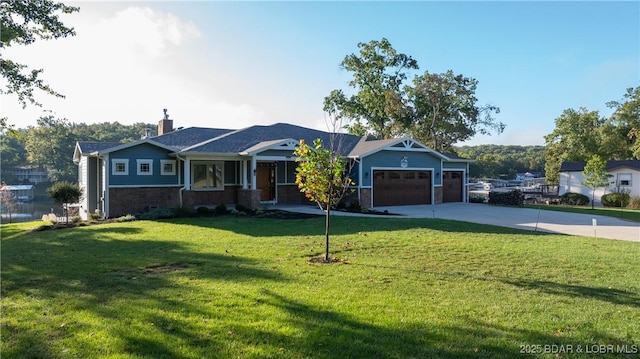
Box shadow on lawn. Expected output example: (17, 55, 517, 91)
(1, 225, 285, 358)
(169, 215, 553, 238)
(218, 289, 592, 358)
(501, 279, 640, 308)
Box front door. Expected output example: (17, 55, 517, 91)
(257, 163, 276, 201)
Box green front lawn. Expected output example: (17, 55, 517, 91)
(2, 217, 639, 358)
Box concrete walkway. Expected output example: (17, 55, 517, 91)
(273, 203, 640, 242)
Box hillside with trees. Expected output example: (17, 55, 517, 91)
(454, 145, 545, 180)
(1, 119, 155, 183)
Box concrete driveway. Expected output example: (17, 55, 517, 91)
(274, 203, 640, 242)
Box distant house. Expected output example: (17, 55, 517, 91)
(515, 172, 542, 181)
(11, 165, 49, 184)
(73, 116, 473, 220)
(558, 160, 640, 205)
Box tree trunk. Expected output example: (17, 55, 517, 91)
(324, 204, 331, 262)
(591, 188, 595, 210)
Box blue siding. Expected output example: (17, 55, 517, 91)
(443, 162, 467, 169)
(108, 143, 179, 186)
(361, 151, 442, 186)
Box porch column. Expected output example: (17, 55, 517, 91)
(242, 160, 248, 189)
(251, 157, 257, 190)
(184, 158, 191, 190)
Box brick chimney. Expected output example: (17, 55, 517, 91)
(158, 108, 173, 135)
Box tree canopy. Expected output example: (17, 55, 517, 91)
(543, 86, 639, 185)
(1, 0, 79, 112)
(2, 119, 155, 183)
(325, 38, 504, 152)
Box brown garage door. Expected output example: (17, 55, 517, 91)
(373, 170, 431, 206)
(443, 171, 463, 203)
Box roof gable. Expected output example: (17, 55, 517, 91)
(349, 137, 451, 160)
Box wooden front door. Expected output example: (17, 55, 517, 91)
(257, 163, 276, 201)
(443, 171, 463, 202)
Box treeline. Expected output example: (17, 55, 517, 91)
(455, 145, 545, 179)
(1, 117, 156, 183)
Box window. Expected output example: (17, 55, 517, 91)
(192, 161, 224, 189)
(137, 159, 153, 176)
(161, 160, 176, 175)
(618, 173, 632, 187)
(112, 159, 129, 175)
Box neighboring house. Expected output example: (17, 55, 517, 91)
(515, 172, 542, 181)
(11, 165, 49, 184)
(558, 160, 640, 205)
(73, 117, 473, 220)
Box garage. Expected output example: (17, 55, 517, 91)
(443, 171, 463, 202)
(373, 170, 431, 206)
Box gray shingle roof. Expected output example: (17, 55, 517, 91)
(560, 160, 640, 172)
(152, 127, 233, 150)
(181, 123, 361, 156)
(77, 141, 121, 154)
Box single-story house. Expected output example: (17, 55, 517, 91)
(558, 160, 640, 205)
(73, 116, 473, 219)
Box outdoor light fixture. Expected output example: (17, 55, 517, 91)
(365, 172, 369, 179)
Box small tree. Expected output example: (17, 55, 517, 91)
(0, 183, 19, 223)
(582, 155, 613, 209)
(47, 181, 82, 224)
(294, 136, 354, 262)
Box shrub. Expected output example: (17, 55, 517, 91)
(214, 203, 227, 215)
(469, 195, 485, 203)
(348, 200, 362, 212)
(116, 214, 136, 222)
(89, 212, 101, 221)
(601, 193, 630, 208)
(196, 206, 211, 216)
(335, 201, 347, 210)
(235, 204, 248, 212)
(559, 192, 589, 206)
(488, 190, 523, 206)
(139, 207, 174, 220)
(71, 216, 82, 223)
(629, 196, 640, 210)
(172, 206, 193, 218)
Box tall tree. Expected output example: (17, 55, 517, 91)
(0, 128, 27, 182)
(294, 132, 354, 263)
(1, 0, 79, 112)
(544, 108, 604, 185)
(324, 38, 418, 139)
(24, 116, 76, 182)
(581, 155, 612, 209)
(408, 70, 503, 153)
(607, 86, 640, 158)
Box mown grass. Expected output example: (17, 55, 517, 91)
(524, 204, 640, 223)
(2, 216, 639, 358)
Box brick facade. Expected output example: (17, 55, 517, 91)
(183, 186, 240, 209)
(238, 189, 261, 210)
(109, 187, 181, 217)
(276, 184, 307, 204)
(434, 186, 443, 204)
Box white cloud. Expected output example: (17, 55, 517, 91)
(1, 5, 265, 130)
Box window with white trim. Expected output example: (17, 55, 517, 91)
(618, 173, 632, 187)
(112, 159, 129, 175)
(137, 159, 153, 176)
(192, 161, 224, 189)
(161, 160, 176, 175)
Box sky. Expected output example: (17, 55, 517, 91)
(1, 1, 638, 146)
